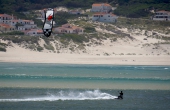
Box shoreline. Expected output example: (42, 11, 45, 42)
(1, 61, 170, 66)
(1, 52, 170, 65)
(0, 86, 169, 90)
(0, 61, 170, 66)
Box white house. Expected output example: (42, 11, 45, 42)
(37, 29, 43, 35)
(0, 13, 38, 34)
(0, 14, 37, 30)
(91, 3, 112, 13)
(0, 23, 15, 32)
(22, 29, 43, 36)
(0, 14, 12, 24)
(11, 19, 37, 30)
(23, 24, 37, 30)
(54, 24, 84, 34)
(92, 12, 118, 22)
(11, 19, 35, 26)
(18, 26, 25, 31)
(22, 29, 37, 36)
(152, 10, 170, 21)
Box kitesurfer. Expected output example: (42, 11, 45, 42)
(118, 91, 123, 99)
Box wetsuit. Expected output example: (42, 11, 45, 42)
(118, 91, 123, 99)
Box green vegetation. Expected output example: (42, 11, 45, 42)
(113, 0, 170, 18)
(0, 42, 7, 52)
(0, 47, 6, 52)
(162, 37, 170, 41)
(44, 44, 54, 51)
(54, 12, 87, 27)
(36, 46, 44, 52)
(84, 27, 96, 33)
(1, 0, 170, 18)
(0, 35, 39, 44)
(0, 42, 7, 47)
(33, 18, 43, 28)
(27, 44, 36, 50)
(115, 17, 170, 33)
(54, 12, 69, 26)
(71, 20, 94, 28)
(0, 31, 24, 35)
(0, 0, 107, 14)
(58, 34, 89, 43)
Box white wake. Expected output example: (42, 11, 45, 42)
(0, 90, 117, 102)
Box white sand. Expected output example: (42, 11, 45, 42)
(1, 49, 170, 65)
(0, 34, 170, 65)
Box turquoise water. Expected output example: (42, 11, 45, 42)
(0, 63, 170, 109)
(0, 63, 170, 89)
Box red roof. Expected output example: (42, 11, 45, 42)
(92, 3, 111, 7)
(0, 14, 12, 17)
(22, 29, 37, 33)
(37, 29, 43, 33)
(110, 13, 117, 16)
(94, 12, 108, 15)
(93, 12, 117, 16)
(23, 20, 33, 22)
(0, 23, 13, 28)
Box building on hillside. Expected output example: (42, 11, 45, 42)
(54, 24, 84, 34)
(11, 19, 37, 30)
(22, 29, 37, 36)
(11, 19, 35, 25)
(0, 14, 17, 24)
(37, 29, 43, 35)
(92, 12, 118, 22)
(91, 3, 112, 13)
(0, 14, 12, 24)
(22, 29, 43, 36)
(0, 14, 37, 33)
(18, 26, 25, 31)
(152, 10, 170, 21)
(0, 23, 15, 32)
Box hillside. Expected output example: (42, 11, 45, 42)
(114, 0, 170, 18)
(0, 0, 106, 13)
(0, 17, 170, 54)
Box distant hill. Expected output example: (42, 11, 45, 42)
(0, 0, 106, 20)
(0, 0, 106, 13)
(0, 0, 170, 18)
(114, 0, 170, 18)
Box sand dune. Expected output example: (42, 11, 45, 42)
(0, 30, 170, 65)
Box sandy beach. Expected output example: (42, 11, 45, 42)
(0, 34, 170, 65)
(0, 51, 170, 65)
(0, 52, 170, 65)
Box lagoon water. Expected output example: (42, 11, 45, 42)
(0, 63, 170, 110)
